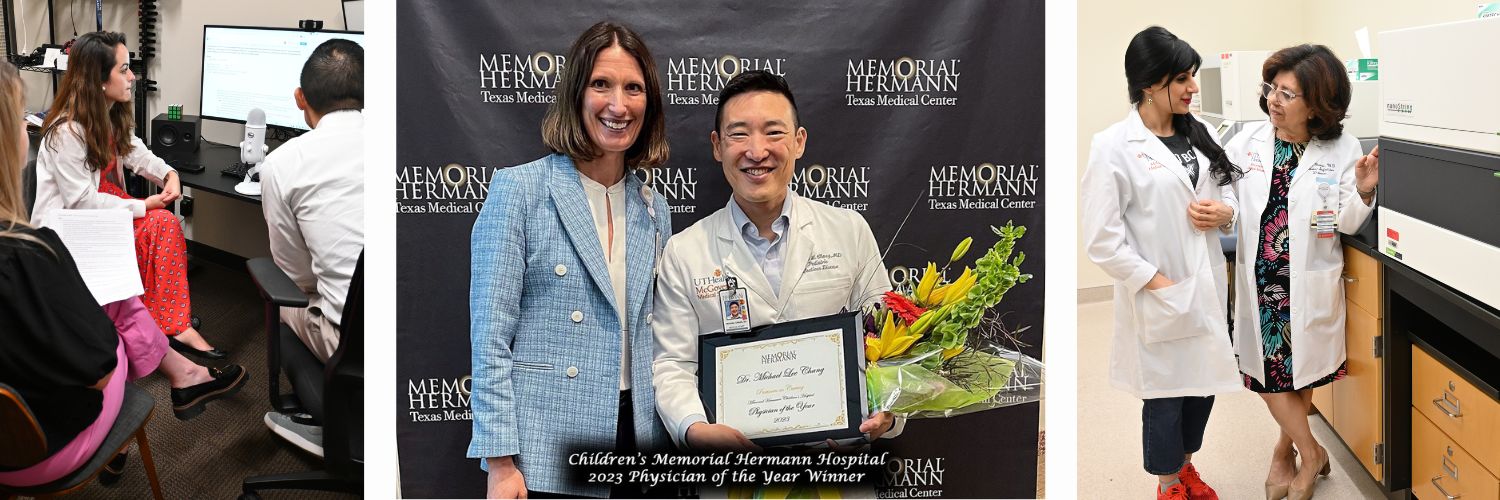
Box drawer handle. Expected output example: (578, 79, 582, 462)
(1431, 475, 1461, 499)
(1341, 274, 1357, 283)
(1433, 394, 1463, 418)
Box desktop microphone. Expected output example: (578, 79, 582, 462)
(240, 108, 268, 165)
(235, 108, 270, 196)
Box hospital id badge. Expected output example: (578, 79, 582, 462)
(719, 277, 751, 333)
(1314, 210, 1337, 238)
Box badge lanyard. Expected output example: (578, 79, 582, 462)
(719, 276, 751, 333)
(1313, 176, 1337, 239)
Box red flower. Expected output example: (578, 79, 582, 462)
(883, 291, 926, 324)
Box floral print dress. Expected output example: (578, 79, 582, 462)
(98, 159, 194, 337)
(1243, 138, 1347, 393)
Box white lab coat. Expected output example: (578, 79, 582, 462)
(1081, 109, 1243, 399)
(652, 193, 892, 447)
(1224, 122, 1374, 390)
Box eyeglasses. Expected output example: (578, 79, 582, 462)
(1260, 82, 1301, 103)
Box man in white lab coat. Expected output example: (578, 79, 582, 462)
(258, 38, 365, 458)
(652, 70, 899, 451)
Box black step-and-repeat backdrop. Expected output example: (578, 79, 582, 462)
(396, 1, 1045, 498)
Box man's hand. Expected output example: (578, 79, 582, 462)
(860, 411, 895, 441)
(486, 456, 526, 499)
(685, 422, 761, 452)
(1187, 199, 1233, 231)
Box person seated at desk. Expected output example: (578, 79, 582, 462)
(30, 31, 227, 361)
(256, 38, 364, 457)
(0, 60, 246, 488)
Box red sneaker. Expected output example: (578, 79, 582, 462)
(1157, 482, 1190, 500)
(1178, 463, 1219, 500)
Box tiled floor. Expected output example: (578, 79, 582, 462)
(1077, 299, 1388, 499)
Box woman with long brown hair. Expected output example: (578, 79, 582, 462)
(31, 31, 224, 360)
(0, 59, 245, 488)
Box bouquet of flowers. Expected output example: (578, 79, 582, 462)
(862, 221, 1043, 418)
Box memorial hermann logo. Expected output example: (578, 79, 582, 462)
(478, 51, 565, 104)
(666, 55, 787, 105)
(396, 163, 495, 214)
(407, 375, 473, 423)
(791, 164, 871, 212)
(638, 167, 698, 214)
(876, 456, 946, 498)
(846, 57, 961, 107)
(888, 264, 949, 294)
(927, 163, 1039, 211)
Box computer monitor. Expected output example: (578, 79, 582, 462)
(199, 25, 364, 132)
(343, 1, 365, 31)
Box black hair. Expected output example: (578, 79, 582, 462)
(1125, 26, 1241, 186)
(714, 70, 798, 132)
(300, 38, 363, 114)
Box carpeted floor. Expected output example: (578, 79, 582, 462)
(48, 260, 357, 500)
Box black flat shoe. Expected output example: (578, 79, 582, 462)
(169, 336, 228, 360)
(171, 364, 248, 420)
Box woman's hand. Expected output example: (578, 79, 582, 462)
(486, 456, 527, 499)
(144, 194, 168, 211)
(1187, 199, 1233, 231)
(1144, 273, 1175, 291)
(1355, 145, 1379, 205)
(160, 171, 182, 204)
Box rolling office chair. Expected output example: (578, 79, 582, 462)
(0, 383, 165, 500)
(240, 252, 363, 499)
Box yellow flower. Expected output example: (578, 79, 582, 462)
(866, 313, 921, 362)
(915, 262, 939, 306)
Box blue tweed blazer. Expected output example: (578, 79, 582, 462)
(467, 154, 673, 497)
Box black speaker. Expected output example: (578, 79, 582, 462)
(150, 113, 200, 155)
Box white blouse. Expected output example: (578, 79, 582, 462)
(32, 121, 175, 223)
(578, 171, 631, 391)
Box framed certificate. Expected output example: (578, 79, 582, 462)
(697, 311, 867, 448)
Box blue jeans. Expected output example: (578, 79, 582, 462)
(1142, 396, 1215, 475)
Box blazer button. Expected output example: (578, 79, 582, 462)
(555, 264, 567, 276)
(571, 310, 584, 323)
(647, 313, 654, 324)
(566, 366, 579, 378)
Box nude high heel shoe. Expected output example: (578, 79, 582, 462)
(1266, 449, 1296, 500)
(1287, 449, 1331, 500)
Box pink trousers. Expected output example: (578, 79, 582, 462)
(0, 297, 168, 487)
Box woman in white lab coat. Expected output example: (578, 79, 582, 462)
(1081, 26, 1242, 500)
(1223, 44, 1379, 500)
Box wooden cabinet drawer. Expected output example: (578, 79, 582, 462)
(1312, 384, 1334, 423)
(1412, 408, 1500, 500)
(1334, 304, 1382, 479)
(1342, 245, 1382, 318)
(1413, 346, 1500, 475)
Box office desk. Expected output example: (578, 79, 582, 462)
(158, 142, 261, 205)
(151, 141, 271, 264)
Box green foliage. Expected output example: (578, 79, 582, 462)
(920, 221, 1031, 354)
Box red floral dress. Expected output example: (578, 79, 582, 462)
(97, 159, 192, 336)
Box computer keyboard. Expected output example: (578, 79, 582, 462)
(220, 161, 252, 180)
